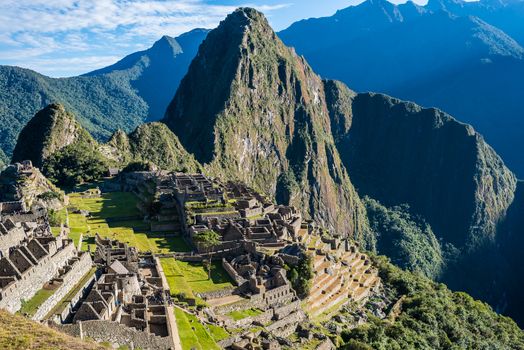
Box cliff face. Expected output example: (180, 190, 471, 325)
(164, 8, 370, 243)
(11, 103, 93, 168)
(328, 90, 517, 250)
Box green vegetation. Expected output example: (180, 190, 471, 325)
(160, 258, 234, 302)
(227, 308, 263, 321)
(340, 256, 524, 350)
(66, 191, 189, 253)
(121, 161, 156, 173)
(364, 197, 444, 279)
(174, 307, 222, 350)
(19, 288, 56, 317)
(287, 253, 314, 298)
(114, 122, 201, 173)
(43, 141, 109, 186)
(193, 230, 221, 279)
(37, 191, 63, 201)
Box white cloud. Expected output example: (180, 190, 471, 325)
(0, 0, 291, 76)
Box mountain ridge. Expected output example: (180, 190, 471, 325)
(279, 0, 524, 176)
(164, 7, 372, 244)
(0, 28, 209, 167)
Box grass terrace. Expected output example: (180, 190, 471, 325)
(227, 308, 263, 321)
(19, 288, 56, 317)
(174, 307, 225, 350)
(160, 258, 234, 303)
(66, 191, 190, 253)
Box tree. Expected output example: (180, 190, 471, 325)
(193, 230, 221, 280)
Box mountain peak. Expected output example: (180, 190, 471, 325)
(150, 35, 182, 56)
(12, 103, 88, 168)
(164, 9, 370, 241)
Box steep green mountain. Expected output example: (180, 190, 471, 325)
(0, 29, 208, 167)
(12, 103, 95, 168)
(12, 103, 109, 186)
(323, 84, 522, 324)
(279, 0, 524, 176)
(329, 90, 517, 250)
(164, 8, 371, 244)
(12, 103, 200, 186)
(105, 123, 201, 173)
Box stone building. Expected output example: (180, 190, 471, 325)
(64, 245, 174, 350)
(94, 234, 139, 273)
(0, 236, 79, 313)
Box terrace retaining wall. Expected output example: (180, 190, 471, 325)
(32, 252, 93, 321)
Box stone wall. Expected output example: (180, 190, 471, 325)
(197, 286, 236, 300)
(56, 320, 172, 350)
(53, 273, 97, 324)
(266, 310, 306, 337)
(32, 252, 93, 321)
(0, 225, 26, 257)
(0, 241, 75, 313)
(221, 258, 247, 286)
(273, 300, 301, 320)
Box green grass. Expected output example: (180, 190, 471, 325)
(227, 308, 263, 321)
(19, 288, 56, 317)
(66, 191, 190, 253)
(160, 258, 234, 300)
(207, 324, 230, 342)
(50, 207, 68, 237)
(174, 308, 222, 350)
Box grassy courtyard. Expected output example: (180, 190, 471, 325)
(160, 258, 234, 302)
(174, 307, 224, 350)
(19, 288, 56, 317)
(66, 191, 190, 253)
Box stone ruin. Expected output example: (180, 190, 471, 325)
(0, 160, 65, 210)
(94, 233, 139, 273)
(0, 203, 92, 318)
(57, 243, 175, 350)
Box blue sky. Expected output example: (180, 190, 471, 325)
(0, 0, 425, 77)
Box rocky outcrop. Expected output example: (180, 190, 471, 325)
(164, 8, 370, 244)
(12, 103, 92, 168)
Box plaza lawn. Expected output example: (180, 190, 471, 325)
(160, 258, 234, 300)
(227, 308, 263, 321)
(19, 287, 56, 317)
(174, 307, 222, 350)
(66, 191, 190, 254)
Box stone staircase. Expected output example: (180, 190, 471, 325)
(299, 229, 381, 317)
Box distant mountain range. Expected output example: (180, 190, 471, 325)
(0, 29, 208, 167)
(2, 0, 523, 178)
(279, 0, 524, 177)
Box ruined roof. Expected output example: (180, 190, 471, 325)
(108, 260, 129, 275)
